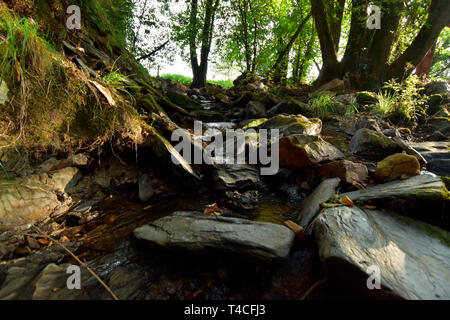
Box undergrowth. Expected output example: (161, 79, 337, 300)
(161, 73, 233, 88)
(376, 75, 427, 125)
(0, 4, 143, 155)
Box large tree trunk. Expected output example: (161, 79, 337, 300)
(414, 0, 439, 79)
(313, 0, 450, 88)
(366, 0, 403, 82)
(189, 0, 200, 87)
(328, 0, 346, 53)
(311, 0, 341, 84)
(190, 0, 220, 89)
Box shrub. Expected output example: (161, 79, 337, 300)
(376, 75, 427, 125)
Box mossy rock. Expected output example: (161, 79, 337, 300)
(138, 94, 166, 116)
(276, 98, 309, 115)
(189, 110, 226, 122)
(240, 118, 269, 129)
(426, 94, 447, 115)
(375, 153, 420, 182)
(0, 138, 30, 179)
(215, 93, 230, 104)
(259, 114, 322, 137)
(428, 116, 450, 136)
(343, 174, 450, 230)
(232, 91, 255, 108)
(167, 91, 202, 110)
(356, 91, 379, 105)
(233, 72, 262, 87)
(349, 129, 402, 161)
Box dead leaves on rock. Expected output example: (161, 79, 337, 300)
(340, 195, 354, 207)
(204, 203, 222, 216)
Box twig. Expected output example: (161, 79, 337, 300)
(301, 278, 327, 300)
(32, 227, 119, 300)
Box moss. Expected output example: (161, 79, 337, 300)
(356, 91, 379, 105)
(441, 176, 450, 190)
(189, 110, 226, 122)
(366, 130, 395, 148)
(167, 91, 202, 110)
(242, 118, 268, 129)
(395, 214, 450, 247)
(138, 93, 166, 116)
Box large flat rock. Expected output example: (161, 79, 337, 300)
(410, 141, 450, 177)
(0, 167, 79, 230)
(342, 174, 449, 229)
(314, 206, 450, 300)
(134, 211, 295, 262)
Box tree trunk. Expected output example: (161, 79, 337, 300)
(189, 0, 200, 87)
(190, 0, 220, 89)
(329, 0, 346, 53)
(366, 0, 403, 82)
(313, 0, 450, 88)
(311, 0, 341, 84)
(415, 0, 439, 79)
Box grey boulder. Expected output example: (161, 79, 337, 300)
(134, 211, 295, 262)
(314, 206, 450, 300)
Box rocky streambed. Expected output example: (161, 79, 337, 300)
(1, 81, 450, 300)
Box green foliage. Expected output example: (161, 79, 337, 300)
(103, 69, 127, 85)
(377, 75, 427, 124)
(430, 28, 450, 80)
(377, 92, 395, 114)
(84, 0, 134, 51)
(345, 96, 359, 117)
(308, 93, 339, 118)
(0, 160, 9, 181)
(161, 73, 233, 88)
(0, 15, 38, 84)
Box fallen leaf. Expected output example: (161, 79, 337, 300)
(59, 236, 70, 243)
(340, 195, 354, 207)
(37, 238, 50, 245)
(89, 80, 116, 106)
(105, 215, 118, 224)
(364, 205, 377, 210)
(204, 203, 221, 215)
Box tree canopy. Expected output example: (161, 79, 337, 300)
(126, 0, 450, 88)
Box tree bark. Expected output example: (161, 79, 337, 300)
(415, 0, 439, 78)
(190, 0, 220, 88)
(329, 0, 346, 53)
(189, 0, 200, 86)
(366, 0, 403, 82)
(311, 0, 341, 84)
